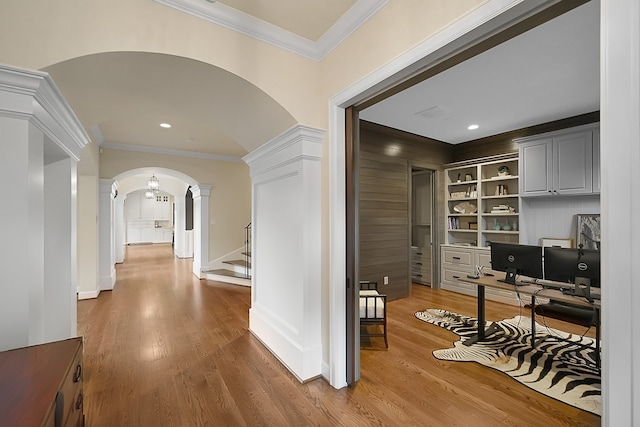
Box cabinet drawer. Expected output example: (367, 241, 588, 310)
(441, 267, 477, 295)
(442, 249, 472, 267)
(59, 347, 83, 426)
(442, 267, 473, 284)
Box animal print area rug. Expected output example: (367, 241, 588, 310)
(415, 308, 601, 415)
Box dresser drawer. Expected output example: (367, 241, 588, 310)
(59, 343, 83, 426)
(441, 266, 477, 295)
(442, 248, 473, 267)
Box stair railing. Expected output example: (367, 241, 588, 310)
(244, 222, 252, 279)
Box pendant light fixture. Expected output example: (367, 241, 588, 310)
(148, 174, 159, 191)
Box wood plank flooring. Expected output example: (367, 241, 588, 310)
(77, 244, 600, 426)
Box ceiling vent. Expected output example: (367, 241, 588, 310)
(414, 105, 453, 121)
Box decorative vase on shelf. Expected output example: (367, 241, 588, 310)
(502, 223, 512, 231)
(512, 220, 518, 231)
(493, 219, 501, 230)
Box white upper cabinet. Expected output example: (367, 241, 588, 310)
(125, 192, 172, 220)
(125, 193, 142, 220)
(154, 194, 171, 220)
(518, 124, 599, 197)
(593, 128, 600, 193)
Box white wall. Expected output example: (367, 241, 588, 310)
(77, 175, 100, 299)
(44, 157, 77, 341)
(519, 196, 600, 245)
(244, 125, 324, 382)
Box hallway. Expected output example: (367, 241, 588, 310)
(77, 244, 599, 426)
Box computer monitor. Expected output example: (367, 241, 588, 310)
(544, 246, 600, 288)
(490, 242, 543, 285)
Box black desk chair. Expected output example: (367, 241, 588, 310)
(532, 300, 600, 369)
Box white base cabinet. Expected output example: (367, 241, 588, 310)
(440, 245, 520, 306)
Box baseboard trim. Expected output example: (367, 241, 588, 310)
(78, 290, 100, 300)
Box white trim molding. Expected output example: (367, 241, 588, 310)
(153, 0, 388, 61)
(0, 64, 90, 160)
(600, 0, 640, 424)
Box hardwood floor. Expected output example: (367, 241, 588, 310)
(78, 244, 600, 426)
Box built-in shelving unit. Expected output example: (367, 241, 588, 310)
(445, 155, 519, 248)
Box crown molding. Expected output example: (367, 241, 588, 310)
(0, 64, 90, 161)
(153, 0, 388, 61)
(242, 124, 324, 177)
(100, 140, 244, 163)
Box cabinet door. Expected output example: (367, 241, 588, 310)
(125, 194, 141, 220)
(141, 227, 155, 243)
(140, 197, 155, 219)
(519, 138, 552, 196)
(553, 131, 593, 195)
(127, 225, 141, 244)
(593, 129, 600, 193)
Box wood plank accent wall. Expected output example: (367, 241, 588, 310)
(452, 111, 600, 162)
(359, 121, 454, 301)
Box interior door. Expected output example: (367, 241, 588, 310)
(345, 106, 360, 386)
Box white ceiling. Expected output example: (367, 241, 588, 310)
(43, 0, 600, 185)
(360, 0, 600, 144)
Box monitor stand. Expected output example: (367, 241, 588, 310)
(497, 268, 529, 286)
(502, 268, 517, 285)
(574, 277, 592, 301)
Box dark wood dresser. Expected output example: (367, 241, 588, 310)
(0, 337, 84, 427)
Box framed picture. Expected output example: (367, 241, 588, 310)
(576, 214, 601, 250)
(540, 238, 573, 248)
(468, 222, 478, 230)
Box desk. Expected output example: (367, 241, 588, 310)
(456, 274, 600, 363)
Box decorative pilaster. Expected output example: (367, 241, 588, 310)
(98, 179, 117, 291)
(243, 124, 324, 382)
(191, 184, 213, 277)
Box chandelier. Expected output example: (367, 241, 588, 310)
(146, 174, 159, 199)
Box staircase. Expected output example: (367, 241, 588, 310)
(203, 223, 251, 287)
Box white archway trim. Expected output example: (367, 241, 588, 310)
(113, 167, 198, 190)
(328, 0, 564, 388)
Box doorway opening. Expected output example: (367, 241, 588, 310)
(411, 167, 436, 288)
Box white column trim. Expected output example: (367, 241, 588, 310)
(600, 0, 639, 424)
(98, 179, 117, 291)
(191, 184, 213, 278)
(244, 124, 324, 382)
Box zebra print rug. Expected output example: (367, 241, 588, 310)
(415, 308, 601, 415)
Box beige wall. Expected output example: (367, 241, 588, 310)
(99, 148, 251, 260)
(0, 0, 488, 378)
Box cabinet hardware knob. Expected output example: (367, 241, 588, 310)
(73, 364, 82, 382)
(453, 275, 460, 279)
(453, 256, 461, 260)
(76, 393, 83, 410)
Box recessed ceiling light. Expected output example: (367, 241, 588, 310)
(468, 124, 479, 130)
(160, 123, 171, 128)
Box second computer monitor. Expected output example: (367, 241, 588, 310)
(543, 246, 600, 288)
(490, 242, 543, 285)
